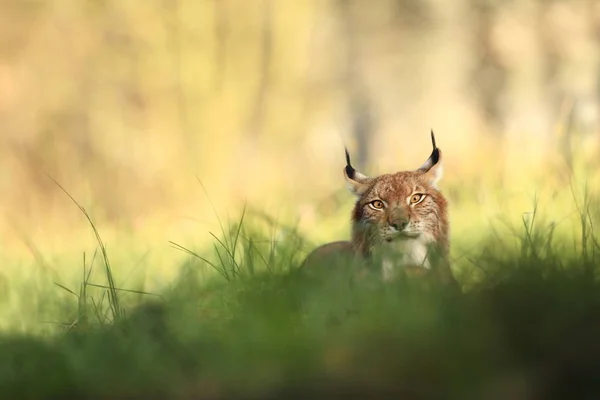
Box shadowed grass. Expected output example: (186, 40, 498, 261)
(2, 245, 600, 399)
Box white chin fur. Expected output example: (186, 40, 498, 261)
(376, 236, 432, 281)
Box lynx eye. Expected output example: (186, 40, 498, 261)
(409, 194, 426, 205)
(369, 200, 385, 210)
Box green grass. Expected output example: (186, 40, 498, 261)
(1, 183, 600, 399)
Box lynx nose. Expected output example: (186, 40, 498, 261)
(390, 219, 408, 231)
(389, 208, 408, 231)
(388, 206, 408, 232)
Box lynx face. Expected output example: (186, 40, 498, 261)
(344, 131, 449, 269)
(352, 171, 447, 246)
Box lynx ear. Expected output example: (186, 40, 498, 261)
(343, 149, 372, 196)
(417, 130, 443, 187)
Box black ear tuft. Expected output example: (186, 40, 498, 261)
(345, 148, 352, 166)
(429, 130, 440, 165)
(418, 130, 442, 172)
(344, 148, 356, 179)
(430, 148, 440, 165)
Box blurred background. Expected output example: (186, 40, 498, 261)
(0, 0, 599, 281)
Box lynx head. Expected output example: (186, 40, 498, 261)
(344, 131, 448, 252)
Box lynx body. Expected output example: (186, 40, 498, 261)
(302, 131, 457, 286)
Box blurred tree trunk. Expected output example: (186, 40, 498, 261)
(470, 1, 507, 134)
(248, 0, 273, 139)
(337, 0, 374, 167)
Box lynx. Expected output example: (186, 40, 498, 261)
(302, 131, 458, 288)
